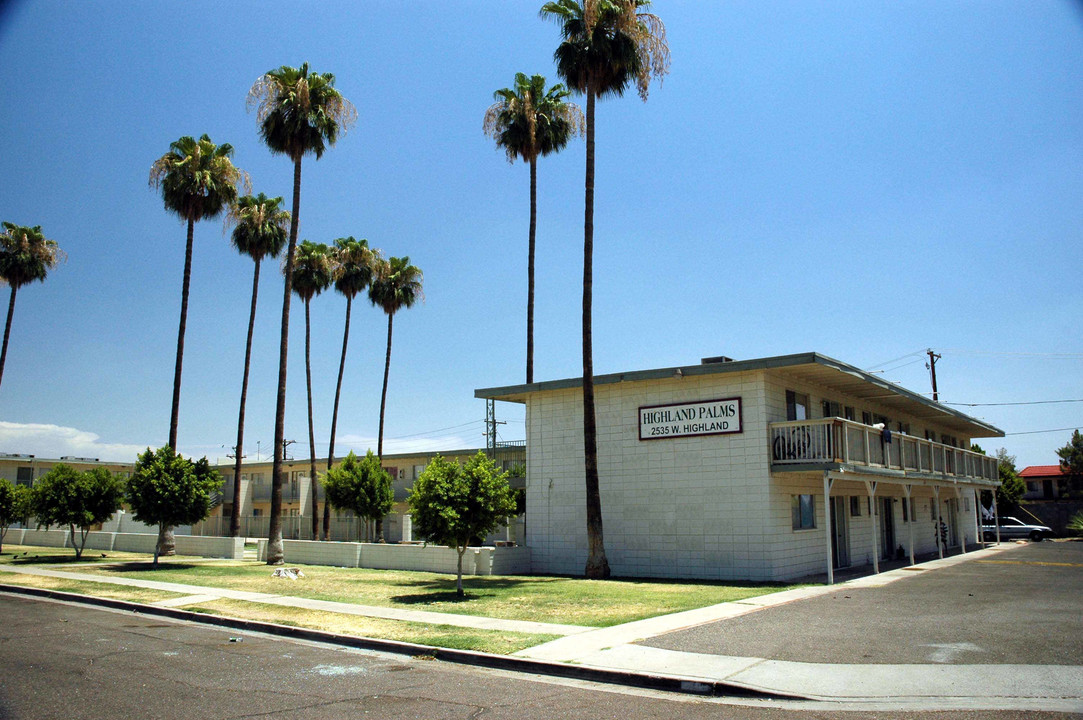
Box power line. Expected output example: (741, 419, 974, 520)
(940, 349, 1083, 359)
(389, 420, 484, 440)
(1004, 427, 1081, 436)
(945, 399, 1083, 407)
(864, 350, 926, 371)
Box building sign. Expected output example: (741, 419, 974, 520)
(639, 397, 742, 440)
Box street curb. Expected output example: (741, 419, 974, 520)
(0, 583, 803, 702)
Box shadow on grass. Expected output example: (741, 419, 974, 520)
(7, 553, 108, 565)
(391, 590, 478, 604)
(90, 561, 205, 573)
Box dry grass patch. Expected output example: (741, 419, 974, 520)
(185, 598, 558, 654)
(0, 573, 185, 604)
(0, 545, 160, 566)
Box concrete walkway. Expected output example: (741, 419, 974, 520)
(3, 543, 1081, 712)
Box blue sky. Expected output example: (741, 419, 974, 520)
(0, 1, 1080, 469)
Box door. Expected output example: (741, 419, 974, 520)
(946, 498, 959, 546)
(831, 496, 850, 569)
(880, 497, 896, 561)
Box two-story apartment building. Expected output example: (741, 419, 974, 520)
(205, 445, 525, 542)
(475, 352, 1002, 582)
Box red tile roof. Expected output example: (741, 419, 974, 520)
(1019, 465, 1066, 478)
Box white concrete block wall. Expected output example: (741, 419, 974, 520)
(83, 532, 117, 551)
(4, 528, 25, 545)
(174, 535, 244, 560)
(22, 529, 69, 547)
(280, 539, 362, 567)
(112, 533, 159, 553)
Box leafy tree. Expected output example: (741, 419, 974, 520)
(484, 73, 583, 384)
(408, 452, 516, 597)
(12, 483, 32, 527)
(320, 450, 393, 542)
(126, 446, 222, 566)
(291, 240, 334, 540)
(0, 478, 15, 553)
(973, 445, 1026, 513)
(226, 193, 289, 537)
(540, 0, 670, 579)
(1057, 429, 1083, 498)
(326, 237, 378, 540)
(0, 222, 65, 393)
(31, 465, 124, 559)
(248, 62, 356, 565)
(368, 256, 423, 459)
(149, 134, 247, 451)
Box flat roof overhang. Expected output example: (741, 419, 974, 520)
(475, 352, 1004, 439)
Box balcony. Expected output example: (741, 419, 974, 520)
(770, 418, 999, 484)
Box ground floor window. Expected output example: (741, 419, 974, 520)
(792, 494, 816, 529)
(849, 496, 862, 516)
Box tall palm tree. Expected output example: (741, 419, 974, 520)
(540, 0, 670, 579)
(290, 240, 334, 540)
(0, 223, 64, 394)
(248, 63, 356, 564)
(484, 73, 583, 384)
(150, 134, 247, 452)
(225, 193, 289, 538)
(326, 236, 377, 540)
(369, 256, 423, 542)
(149, 134, 246, 559)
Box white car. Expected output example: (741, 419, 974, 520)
(981, 516, 1054, 542)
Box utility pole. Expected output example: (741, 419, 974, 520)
(281, 438, 296, 462)
(485, 399, 506, 457)
(225, 445, 245, 460)
(926, 349, 941, 402)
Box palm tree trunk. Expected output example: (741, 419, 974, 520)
(305, 299, 319, 541)
(582, 91, 609, 580)
(326, 295, 353, 541)
(0, 285, 18, 392)
(377, 313, 394, 459)
(527, 158, 537, 385)
(268, 157, 302, 565)
(231, 258, 262, 538)
(168, 217, 195, 451)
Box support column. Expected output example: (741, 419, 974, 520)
(933, 485, 943, 559)
(954, 486, 967, 553)
(864, 480, 879, 575)
(974, 488, 984, 548)
(993, 493, 1001, 544)
(904, 484, 915, 566)
(824, 472, 835, 585)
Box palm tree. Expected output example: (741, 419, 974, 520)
(290, 240, 334, 540)
(540, 0, 670, 579)
(484, 73, 583, 384)
(326, 236, 377, 540)
(150, 134, 247, 451)
(225, 193, 289, 538)
(0, 223, 64, 393)
(248, 63, 356, 564)
(149, 134, 246, 559)
(369, 256, 423, 542)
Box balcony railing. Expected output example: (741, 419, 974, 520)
(770, 418, 999, 483)
(220, 480, 324, 503)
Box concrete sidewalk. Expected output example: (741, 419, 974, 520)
(3, 543, 1081, 712)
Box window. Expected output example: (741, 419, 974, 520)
(844, 406, 855, 421)
(849, 496, 862, 517)
(897, 421, 911, 435)
(940, 434, 958, 448)
(873, 413, 890, 426)
(930, 500, 937, 521)
(786, 390, 809, 421)
(862, 411, 873, 426)
(252, 508, 262, 517)
(925, 430, 937, 442)
(16, 467, 32, 485)
(791, 494, 816, 530)
(821, 400, 841, 419)
(902, 497, 910, 522)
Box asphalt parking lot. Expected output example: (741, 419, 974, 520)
(642, 540, 1083, 665)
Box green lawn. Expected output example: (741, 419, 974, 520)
(73, 559, 800, 627)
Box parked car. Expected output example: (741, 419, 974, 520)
(982, 516, 1054, 542)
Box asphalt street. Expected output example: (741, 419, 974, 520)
(1, 592, 1076, 720)
(643, 540, 1083, 665)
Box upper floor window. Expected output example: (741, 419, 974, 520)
(786, 390, 809, 421)
(821, 400, 841, 419)
(844, 406, 855, 421)
(862, 411, 873, 426)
